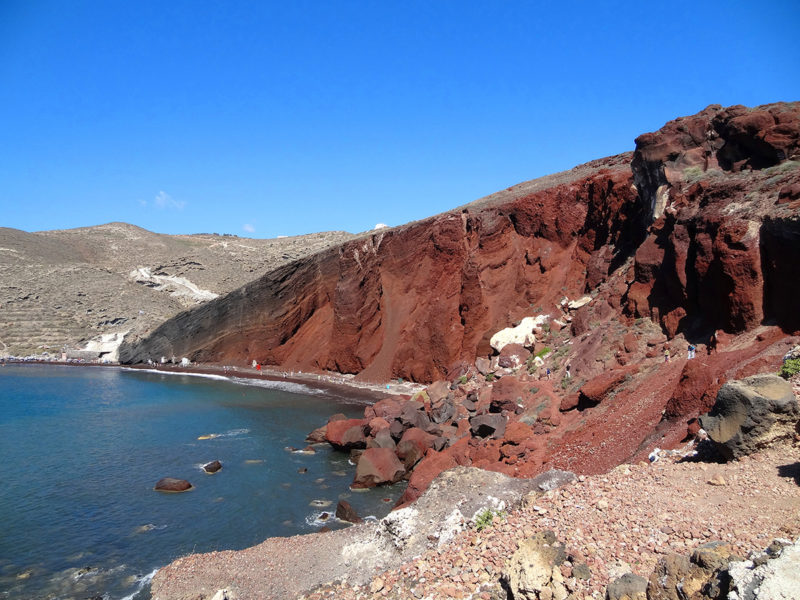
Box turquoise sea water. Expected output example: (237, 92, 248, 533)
(0, 364, 405, 600)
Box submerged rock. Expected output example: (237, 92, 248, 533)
(154, 478, 193, 492)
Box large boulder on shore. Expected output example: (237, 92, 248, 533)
(154, 478, 193, 492)
(351, 448, 406, 489)
(699, 374, 798, 460)
(325, 418, 368, 450)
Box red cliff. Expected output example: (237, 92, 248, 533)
(120, 102, 800, 390)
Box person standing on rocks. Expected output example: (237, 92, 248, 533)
(565, 363, 571, 378)
(664, 348, 670, 363)
(687, 343, 696, 359)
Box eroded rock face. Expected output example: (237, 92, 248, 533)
(699, 374, 798, 460)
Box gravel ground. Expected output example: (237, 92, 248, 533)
(152, 439, 800, 600)
(300, 442, 800, 600)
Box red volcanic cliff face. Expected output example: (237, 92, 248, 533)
(120, 156, 646, 381)
(119, 102, 800, 386)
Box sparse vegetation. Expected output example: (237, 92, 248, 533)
(458, 375, 468, 385)
(779, 358, 800, 379)
(474, 507, 506, 531)
(535, 346, 552, 359)
(485, 373, 495, 382)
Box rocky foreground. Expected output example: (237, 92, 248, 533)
(151, 437, 800, 600)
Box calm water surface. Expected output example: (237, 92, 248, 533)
(0, 364, 404, 600)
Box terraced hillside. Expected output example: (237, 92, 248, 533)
(0, 223, 355, 357)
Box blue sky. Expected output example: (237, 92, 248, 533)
(1, 1, 798, 238)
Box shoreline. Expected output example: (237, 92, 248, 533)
(1, 359, 425, 404)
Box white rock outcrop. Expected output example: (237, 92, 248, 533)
(490, 315, 548, 353)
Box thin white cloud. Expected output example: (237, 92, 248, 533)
(374, 223, 388, 230)
(242, 224, 255, 233)
(153, 190, 186, 210)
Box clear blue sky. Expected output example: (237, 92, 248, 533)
(2, 1, 798, 238)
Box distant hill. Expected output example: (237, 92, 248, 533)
(0, 223, 355, 357)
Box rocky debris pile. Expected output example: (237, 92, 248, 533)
(700, 374, 799, 460)
(292, 441, 800, 600)
(308, 324, 799, 510)
(309, 373, 572, 504)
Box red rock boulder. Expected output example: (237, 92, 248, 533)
(575, 369, 631, 408)
(325, 418, 368, 450)
(351, 448, 406, 489)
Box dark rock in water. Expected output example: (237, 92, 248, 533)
(154, 478, 192, 492)
(699, 374, 798, 460)
(335, 499, 363, 524)
(203, 460, 222, 474)
(298, 467, 308, 474)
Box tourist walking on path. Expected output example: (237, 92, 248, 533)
(687, 343, 696, 359)
(707, 333, 717, 355)
(664, 348, 670, 363)
(565, 363, 571, 378)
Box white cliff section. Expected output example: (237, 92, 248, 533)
(490, 315, 549, 352)
(130, 267, 219, 305)
(83, 331, 128, 362)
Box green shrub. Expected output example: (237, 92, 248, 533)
(474, 507, 506, 531)
(458, 375, 468, 385)
(485, 373, 495, 382)
(535, 346, 551, 359)
(683, 166, 704, 184)
(779, 358, 800, 379)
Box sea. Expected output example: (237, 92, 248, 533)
(0, 364, 405, 600)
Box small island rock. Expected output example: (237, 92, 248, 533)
(203, 460, 223, 474)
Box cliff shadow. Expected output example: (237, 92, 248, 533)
(777, 462, 800, 486)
